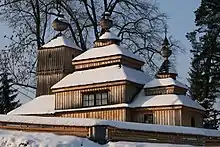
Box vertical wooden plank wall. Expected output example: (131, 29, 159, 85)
(182, 107, 204, 128)
(55, 108, 127, 121)
(36, 46, 82, 96)
(55, 82, 127, 110)
(132, 108, 182, 126)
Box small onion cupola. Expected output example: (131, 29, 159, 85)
(52, 0, 69, 37)
(94, 12, 121, 47)
(156, 31, 177, 79)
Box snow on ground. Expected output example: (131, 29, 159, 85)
(0, 129, 201, 147)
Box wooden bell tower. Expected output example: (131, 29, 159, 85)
(36, 13, 82, 96)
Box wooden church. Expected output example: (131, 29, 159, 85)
(8, 12, 205, 129)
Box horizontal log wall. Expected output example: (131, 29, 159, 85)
(0, 122, 89, 137)
(107, 127, 205, 146)
(131, 107, 182, 126)
(55, 108, 127, 121)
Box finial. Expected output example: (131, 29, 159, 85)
(161, 27, 171, 60)
(99, 11, 113, 35)
(52, 0, 69, 33)
(162, 26, 170, 46)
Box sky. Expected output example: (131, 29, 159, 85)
(156, 0, 200, 84)
(0, 0, 201, 103)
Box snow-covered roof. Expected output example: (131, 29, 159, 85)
(99, 31, 120, 40)
(42, 35, 81, 50)
(144, 78, 188, 89)
(8, 95, 55, 115)
(0, 115, 219, 137)
(130, 90, 205, 111)
(52, 65, 150, 89)
(73, 44, 144, 62)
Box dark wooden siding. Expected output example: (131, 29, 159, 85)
(36, 46, 82, 96)
(73, 55, 143, 71)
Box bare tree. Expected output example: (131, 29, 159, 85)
(0, 0, 180, 92)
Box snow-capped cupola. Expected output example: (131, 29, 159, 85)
(94, 12, 121, 47)
(143, 34, 188, 96)
(72, 12, 144, 71)
(36, 13, 82, 96)
(156, 35, 177, 79)
(41, 35, 82, 50)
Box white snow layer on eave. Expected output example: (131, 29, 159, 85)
(144, 78, 188, 89)
(73, 44, 144, 62)
(130, 90, 205, 111)
(0, 115, 219, 137)
(55, 103, 129, 113)
(51, 65, 150, 89)
(99, 31, 120, 40)
(42, 35, 82, 50)
(8, 95, 55, 115)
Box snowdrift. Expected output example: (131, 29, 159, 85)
(0, 129, 199, 147)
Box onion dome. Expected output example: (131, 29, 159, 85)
(99, 12, 113, 35)
(52, 14, 69, 32)
(156, 31, 177, 79)
(94, 12, 121, 47)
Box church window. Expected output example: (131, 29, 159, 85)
(83, 91, 108, 107)
(191, 117, 195, 127)
(143, 113, 153, 124)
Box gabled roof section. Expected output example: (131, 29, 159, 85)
(130, 90, 205, 111)
(42, 35, 81, 50)
(73, 44, 144, 63)
(99, 31, 120, 40)
(8, 95, 55, 115)
(51, 65, 151, 89)
(144, 78, 188, 89)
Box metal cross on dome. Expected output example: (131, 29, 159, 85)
(161, 27, 172, 60)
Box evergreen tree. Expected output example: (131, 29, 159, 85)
(0, 71, 21, 114)
(187, 0, 220, 129)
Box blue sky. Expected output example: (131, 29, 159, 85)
(156, 0, 200, 84)
(0, 0, 200, 102)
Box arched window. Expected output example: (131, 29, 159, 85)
(191, 117, 195, 127)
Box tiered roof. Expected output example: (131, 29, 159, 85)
(73, 44, 144, 62)
(52, 65, 149, 89)
(144, 78, 187, 89)
(130, 90, 205, 111)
